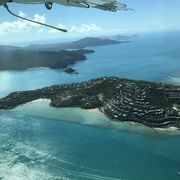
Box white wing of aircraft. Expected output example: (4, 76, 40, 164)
(0, 0, 132, 32)
(86, 0, 129, 12)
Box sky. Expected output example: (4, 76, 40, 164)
(0, 0, 180, 45)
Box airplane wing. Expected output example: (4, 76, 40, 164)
(1, 0, 129, 11)
(84, 0, 128, 12)
(51, 0, 127, 10)
(1, 0, 131, 33)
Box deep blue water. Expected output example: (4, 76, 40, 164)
(1, 32, 180, 97)
(0, 32, 180, 179)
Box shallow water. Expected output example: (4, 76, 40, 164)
(0, 100, 180, 180)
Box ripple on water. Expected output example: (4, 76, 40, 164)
(0, 110, 126, 180)
(0, 100, 180, 180)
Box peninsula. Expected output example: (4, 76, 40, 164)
(0, 49, 94, 70)
(26, 37, 124, 51)
(0, 77, 180, 129)
(0, 37, 123, 71)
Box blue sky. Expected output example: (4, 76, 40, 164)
(0, 0, 180, 45)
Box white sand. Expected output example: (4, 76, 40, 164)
(154, 126, 179, 132)
(14, 100, 180, 133)
(86, 108, 101, 114)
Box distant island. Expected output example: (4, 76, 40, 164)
(0, 49, 94, 70)
(0, 77, 180, 129)
(0, 37, 123, 71)
(63, 67, 78, 74)
(27, 37, 125, 51)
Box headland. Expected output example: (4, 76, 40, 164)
(0, 77, 180, 129)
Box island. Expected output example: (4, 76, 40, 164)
(0, 48, 94, 70)
(27, 37, 124, 51)
(0, 77, 180, 129)
(0, 37, 123, 71)
(63, 67, 78, 74)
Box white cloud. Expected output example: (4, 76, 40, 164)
(18, 11, 26, 17)
(0, 12, 103, 42)
(38, 28, 44, 33)
(69, 23, 102, 33)
(0, 11, 46, 35)
(48, 23, 66, 33)
(48, 23, 102, 34)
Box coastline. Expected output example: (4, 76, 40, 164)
(86, 108, 101, 114)
(154, 127, 179, 132)
(1, 77, 180, 129)
(9, 98, 180, 134)
(14, 97, 180, 133)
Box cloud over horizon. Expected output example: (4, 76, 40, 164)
(0, 11, 46, 35)
(48, 23, 102, 34)
(69, 23, 102, 33)
(0, 11, 102, 36)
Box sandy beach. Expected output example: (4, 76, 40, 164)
(12, 99, 180, 134)
(154, 126, 179, 132)
(86, 108, 101, 114)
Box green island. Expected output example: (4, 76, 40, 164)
(0, 37, 124, 71)
(0, 77, 180, 129)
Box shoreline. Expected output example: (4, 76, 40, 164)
(86, 108, 102, 114)
(1, 77, 180, 129)
(10, 98, 180, 133)
(154, 127, 179, 132)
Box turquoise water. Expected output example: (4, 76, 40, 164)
(0, 100, 180, 180)
(0, 32, 180, 179)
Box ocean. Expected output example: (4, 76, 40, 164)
(0, 32, 180, 179)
